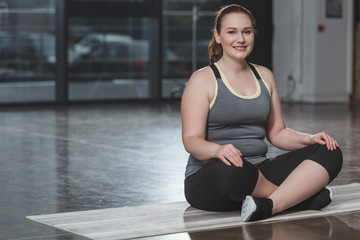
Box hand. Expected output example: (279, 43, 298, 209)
(215, 144, 243, 167)
(310, 132, 339, 151)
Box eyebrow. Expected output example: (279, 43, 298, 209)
(226, 27, 253, 30)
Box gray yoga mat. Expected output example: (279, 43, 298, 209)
(27, 183, 360, 240)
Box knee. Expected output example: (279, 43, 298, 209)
(226, 159, 259, 183)
(325, 145, 343, 169)
(317, 145, 343, 182)
(331, 146, 343, 177)
(224, 161, 259, 200)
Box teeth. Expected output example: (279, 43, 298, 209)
(234, 46, 245, 49)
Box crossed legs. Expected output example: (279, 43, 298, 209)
(244, 143, 343, 220)
(252, 159, 329, 214)
(185, 144, 342, 221)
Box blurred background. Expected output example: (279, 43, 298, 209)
(0, 0, 357, 104)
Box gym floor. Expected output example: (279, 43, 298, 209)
(1, 101, 359, 240)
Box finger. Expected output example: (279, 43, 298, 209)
(328, 138, 336, 150)
(227, 154, 241, 167)
(234, 149, 243, 167)
(219, 155, 231, 166)
(324, 134, 331, 150)
(232, 149, 243, 165)
(331, 138, 338, 150)
(236, 149, 244, 167)
(322, 133, 331, 149)
(328, 139, 333, 150)
(331, 138, 337, 150)
(222, 150, 239, 167)
(331, 137, 339, 149)
(227, 148, 242, 167)
(314, 136, 326, 145)
(329, 139, 334, 150)
(326, 135, 336, 151)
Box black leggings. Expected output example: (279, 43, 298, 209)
(184, 144, 343, 212)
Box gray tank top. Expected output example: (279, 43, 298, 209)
(185, 62, 271, 178)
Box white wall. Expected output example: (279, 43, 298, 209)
(273, 0, 353, 103)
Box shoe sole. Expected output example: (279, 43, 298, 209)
(241, 196, 256, 222)
(325, 187, 333, 200)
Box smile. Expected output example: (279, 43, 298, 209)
(233, 46, 247, 51)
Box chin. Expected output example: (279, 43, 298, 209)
(233, 54, 250, 61)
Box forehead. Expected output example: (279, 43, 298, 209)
(220, 12, 253, 29)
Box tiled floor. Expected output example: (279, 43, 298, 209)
(1, 101, 359, 240)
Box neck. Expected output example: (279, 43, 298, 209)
(217, 57, 248, 73)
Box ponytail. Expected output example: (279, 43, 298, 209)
(208, 35, 222, 64)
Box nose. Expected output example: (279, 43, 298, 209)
(237, 33, 245, 43)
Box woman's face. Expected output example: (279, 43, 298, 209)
(215, 12, 255, 61)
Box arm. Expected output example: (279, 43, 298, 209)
(181, 67, 243, 167)
(258, 66, 339, 151)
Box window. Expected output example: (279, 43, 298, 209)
(0, 0, 56, 103)
(162, 0, 222, 98)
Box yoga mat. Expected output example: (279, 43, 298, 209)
(26, 183, 360, 240)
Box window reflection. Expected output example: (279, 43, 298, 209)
(0, 0, 55, 103)
(68, 18, 152, 100)
(68, 33, 148, 80)
(0, 0, 227, 103)
(162, 0, 221, 98)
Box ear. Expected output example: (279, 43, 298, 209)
(214, 30, 221, 44)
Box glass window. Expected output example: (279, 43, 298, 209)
(0, 0, 56, 103)
(162, 0, 222, 98)
(162, 0, 192, 98)
(0, 0, 272, 104)
(68, 18, 151, 100)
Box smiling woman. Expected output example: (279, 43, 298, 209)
(181, 4, 343, 222)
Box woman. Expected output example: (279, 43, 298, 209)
(181, 4, 342, 222)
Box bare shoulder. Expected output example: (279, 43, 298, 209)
(188, 66, 214, 85)
(183, 66, 216, 103)
(185, 66, 216, 93)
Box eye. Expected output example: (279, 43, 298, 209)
(227, 30, 236, 34)
(243, 30, 253, 35)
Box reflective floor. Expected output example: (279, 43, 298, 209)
(0, 101, 359, 240)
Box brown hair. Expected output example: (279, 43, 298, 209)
(208, 4, 256, 64)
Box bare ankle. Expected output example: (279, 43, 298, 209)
(270, 198, 278, 214)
